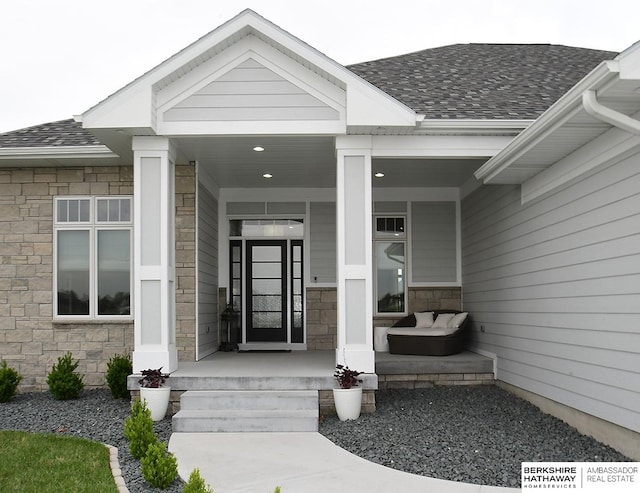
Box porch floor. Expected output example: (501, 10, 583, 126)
(168, 350, 492, 391)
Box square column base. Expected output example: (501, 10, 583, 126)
(133, 348, 178, 373)
(336, 347, 375, 374)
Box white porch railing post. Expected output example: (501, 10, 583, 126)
(132, 136, 178, 373)
(335, 136, 375, 373)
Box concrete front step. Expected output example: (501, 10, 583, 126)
(172, 390, 319, 432)
(179, 390, 318, 411)
(173, 409, 319, 432)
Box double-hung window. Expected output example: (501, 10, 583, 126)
(54, 197, 133, 319)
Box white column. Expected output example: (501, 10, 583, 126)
(335, 136, 375, 372)
(132, 136, 178, 372)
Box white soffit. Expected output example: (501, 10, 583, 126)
(80, 9, 417, 134)
(476, 41, 640, 191)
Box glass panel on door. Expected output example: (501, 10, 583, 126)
(291, 240, 304, 343)
(246, 241, 287, 342)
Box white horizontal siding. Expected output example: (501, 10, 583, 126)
(164, 58, 339, 122)
(197, 184, 219, 359)
(462, 151, 640, 433)
(411, 201, 457, 282)
(309, 202, 336, 283)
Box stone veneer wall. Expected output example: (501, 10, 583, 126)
(305, 287, 337, 350)
(378, 372, 494, 389)
(0, 164, 198, 391)
(0, 166, 134, 391)
(306, 286, 462, 348)
(406, 286, 461, 313)
(174, 164, 196, 362)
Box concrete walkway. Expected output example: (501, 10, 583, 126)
(169, 432, 520, 493)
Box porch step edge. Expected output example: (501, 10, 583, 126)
(172, 409, 319, 433)
(179, 389, 318, 411)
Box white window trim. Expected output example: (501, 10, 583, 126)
(54, 196, 133, 320)
(373, 214, 408, 317)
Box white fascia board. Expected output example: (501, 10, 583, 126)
(345, 85, 418, 127)
(0, 145, 118, 160)
(416, 119, 532, 135)
(220, 188, 335, 202)
(372, 187, 459, 201)
(474, 61, 620, 183)
(371, 135, 515, 158)
(81, 84, 154, 130)
(158, 119, 346, 136)
(618, 40, 640, 79)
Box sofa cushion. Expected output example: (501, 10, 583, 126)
(448, 312, 468, 328)
(387, 326, 458, 337)
(414, 311, 434, 328)
(432, 313, 455, 328)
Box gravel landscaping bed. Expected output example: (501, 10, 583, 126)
(319, 386, 631, 487)
(0, 389, 182, 493)
(0, 386, 630, 490)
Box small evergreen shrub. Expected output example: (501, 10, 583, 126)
(141, 441, 178, 489)
(0, 360, 23, 403)
(183, 468, 213, 493)
(106, 353, 132, 399)
(46, 352, 84, 400)
(124, 398, 158, 459)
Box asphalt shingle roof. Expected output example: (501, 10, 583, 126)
(0, 44, 618, 148)
(0, 119, 101, 148)
(347, 44, 617, 120)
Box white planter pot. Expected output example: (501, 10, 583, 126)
(332, 387, 363, 421)
(140, 387, 171, 421)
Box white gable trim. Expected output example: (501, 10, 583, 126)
(80, 9, 416, 133)
(155, 36, 347, 135)
(156, 42, 346, 115)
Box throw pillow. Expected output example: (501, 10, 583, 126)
(414, 311, 434, 328)
(448, 312, 468, 328)
(431, 313, 455, 328)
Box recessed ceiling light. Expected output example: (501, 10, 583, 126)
(263, 173, 273, 178)
(253, 146, 265, 152)
(374, 172, 385, 178)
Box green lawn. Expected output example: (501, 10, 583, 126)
(0, 430, 118, 493)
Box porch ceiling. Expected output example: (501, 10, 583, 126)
(175, 135, 487, 188)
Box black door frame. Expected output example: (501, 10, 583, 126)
(245, 240, 288, 342)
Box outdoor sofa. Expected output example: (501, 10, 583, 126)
(386, 309, 469, 356)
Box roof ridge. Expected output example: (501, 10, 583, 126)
(347, 43, 617, 68)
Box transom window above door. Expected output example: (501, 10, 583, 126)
(229, 219, 304, 238)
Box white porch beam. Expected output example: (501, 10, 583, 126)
(132, 136, 178, 373)
(371, 135, 514, 158)
(335, 136, 375, 373)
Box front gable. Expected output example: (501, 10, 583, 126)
(161, 59, 341, 123)
(79, 9, 416, 136)
(153, 36, 347, 135)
